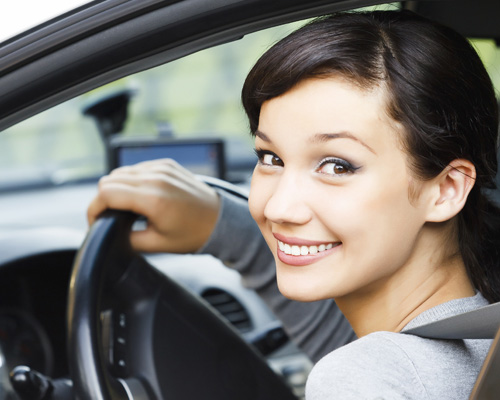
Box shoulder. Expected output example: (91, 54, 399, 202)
(305, 332, 429, 400)
(306, 331, 490, 400)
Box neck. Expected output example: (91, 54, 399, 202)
(335, 243, 475, 338)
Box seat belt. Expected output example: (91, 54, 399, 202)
(404, 301, 500, 339)
(403, 301, 500, 400)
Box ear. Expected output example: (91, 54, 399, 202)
(425, 159, 476, 223)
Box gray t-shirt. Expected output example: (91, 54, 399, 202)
(306, 293, 491, 399)
(200, 191, 492, 399)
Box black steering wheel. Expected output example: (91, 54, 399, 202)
(66, 179, 297, 400)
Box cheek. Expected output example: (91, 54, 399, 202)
(248, 172, 268, 224)
(337, 179, 423, 263)
(320, 175, 418, 241)
(248, 174, 279, 253)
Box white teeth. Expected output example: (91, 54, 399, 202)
(278, 240, 337, 256)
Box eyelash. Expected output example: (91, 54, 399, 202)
(315, 157, 360, 177)
(254, 149, 283, 167)
(254, 148, 359, 176)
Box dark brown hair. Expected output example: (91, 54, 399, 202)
(242, 10, 500, 302)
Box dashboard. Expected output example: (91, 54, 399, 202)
(0, 250, 73, 378)
(0, 182, 312, 398)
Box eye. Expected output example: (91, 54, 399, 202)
(316, 158, 358, 176)
(254, 149, 284, 167)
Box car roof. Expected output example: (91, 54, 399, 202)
(0, 0, 497, 133)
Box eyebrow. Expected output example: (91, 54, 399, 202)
(254, 130, 271, 142)
(254, 130, 376, 154)
(311, 132, 376, 154)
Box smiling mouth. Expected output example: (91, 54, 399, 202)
(277, 240, 340, 256)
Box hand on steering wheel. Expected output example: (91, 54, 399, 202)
(87, 159, 220, 253)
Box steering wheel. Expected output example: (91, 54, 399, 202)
(66, 179, 297, 400)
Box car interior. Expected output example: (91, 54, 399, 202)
(0, 0, 499, 399)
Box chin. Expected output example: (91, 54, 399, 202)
(275, 261, 341, 302)
(276, 274, 333, 302)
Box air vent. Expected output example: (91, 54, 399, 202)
(201, 288, 253, 333)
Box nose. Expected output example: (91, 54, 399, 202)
(263, 172, 313, 225)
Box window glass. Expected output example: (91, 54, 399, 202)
(111, 23, 303, 140)
(472, 39, 500, 93)
(0, 21, 304, 189)
(22, 0, 500, 194)
(0, 2, 403, 191)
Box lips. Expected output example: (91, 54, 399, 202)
(273, 233, 341, 266)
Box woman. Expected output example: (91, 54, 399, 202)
(88, 10, 500, 399)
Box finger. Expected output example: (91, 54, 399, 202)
(87, 194, 109, 226)
(99, 174, 200, 207)
(88, 168, 195, 225)
(135, 158, 184, 170)
(129, 229, 171, 253)
(129, 225, 202, 254)
(106, 162, 196, 191)
(132, 161, 212, 192)
(88, 182, 159, 224)
(110, 158, 185, 176)
(128, 159, 198, 183)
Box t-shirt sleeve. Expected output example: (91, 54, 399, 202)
(305, 333, 429, 400)
(198, 190, 356, 362)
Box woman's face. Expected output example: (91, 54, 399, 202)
(249, 77, 432, 302)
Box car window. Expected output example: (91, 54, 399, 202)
(473, 39, 500, 202)
(4, 2, 499, 193)
(473, 39, 500, 91)
(0, 21, 307, 190)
